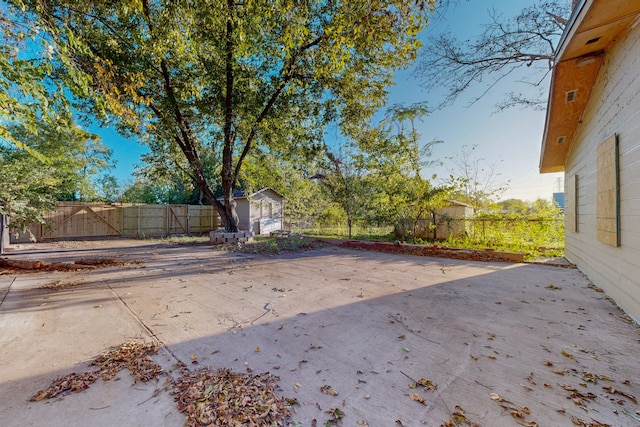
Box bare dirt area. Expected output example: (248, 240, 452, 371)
(1, 238, 639, 427)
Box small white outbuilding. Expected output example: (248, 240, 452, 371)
(219, 188, 285, 235)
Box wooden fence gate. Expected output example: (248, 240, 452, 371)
(11, 202, 220, 243)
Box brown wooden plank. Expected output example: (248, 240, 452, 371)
(596, 134, 620, 247)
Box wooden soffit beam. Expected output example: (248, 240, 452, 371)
(540, 0, 640, 173)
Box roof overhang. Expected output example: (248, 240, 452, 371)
(540, 0, 640, 173)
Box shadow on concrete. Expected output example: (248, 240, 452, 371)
(1, 244, 639, 426)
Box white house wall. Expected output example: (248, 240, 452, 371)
(564, 21, 640, 321)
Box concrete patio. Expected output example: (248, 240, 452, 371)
(1, 239, 639, 426)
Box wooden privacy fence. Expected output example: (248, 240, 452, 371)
(12, 202, 220, 242)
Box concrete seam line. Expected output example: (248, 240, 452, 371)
(0, 277, 17, 306)
(105, 282, 183, 365)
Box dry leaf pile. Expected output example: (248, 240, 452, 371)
(30, 342, 293, 426)
(172, 367, 292, 426)
(39, 280, 84, 291)
(28, 341, 161, 402)
(90, 341, 162, 383)
(28, 371, 99, 401)
(1, 257, 141, 274)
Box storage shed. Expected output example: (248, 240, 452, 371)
(409, 200, 473, 240)
(539, 0, 640, 321)
(219, 188, 285, 235)
(432, 200, 474, 240)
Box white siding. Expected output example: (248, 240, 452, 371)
(248, 190, 284, 234)
(564, 22, 640, 321)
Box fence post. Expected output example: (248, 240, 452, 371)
(137, 205, 141, 238)
(482, 219, 486, 241)
(0, 214, 6, 254)
(166, 205, 170, 236)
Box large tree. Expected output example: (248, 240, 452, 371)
(17, 0, 437, 231)
(416, 0, 571, 110)
(315, 103, 449, 238)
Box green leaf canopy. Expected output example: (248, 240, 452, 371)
(17, 0, 435, 230)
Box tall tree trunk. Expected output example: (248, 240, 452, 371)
(221, 0, 239, 232)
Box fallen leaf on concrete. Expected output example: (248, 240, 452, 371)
(409, 393, 426, 405)
(417, 378, 437, 391)
(561, 350, 574, 360)
(320, 385, 339, 396)
(602, 386, 637, 404)
(570, 416, 611, 426)
(559, 384, 597, 408)
(324, 407, 345, 423)
(441, 405, 480, 426)
(546, 284, 562, 290)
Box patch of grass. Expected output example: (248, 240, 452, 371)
(238, 235, 328, 255)
(147, 235, 210, 245)
(294, 226, 395, 242)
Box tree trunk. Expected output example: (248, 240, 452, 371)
(222, 190, 239, 232)
(219, 0, 238, 233)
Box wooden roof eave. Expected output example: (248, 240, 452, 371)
(540, 0, 640, 173)
(539, 53, 604, 173)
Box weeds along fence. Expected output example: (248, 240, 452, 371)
(10, 202, 220, 243)
(288, 213, 564, 257)
(439, 215, 565, 255)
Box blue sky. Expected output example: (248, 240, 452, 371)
(391, 0, 565, 201)
(97, 0, 564, 201)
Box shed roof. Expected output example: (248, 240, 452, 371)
(216, 188, 284, 201)
(444, 199, 472, 208)
(539, 0, 640, 173)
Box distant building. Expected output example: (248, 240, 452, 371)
(552, 193, 565, 210)
(218, 188, 284, 235)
